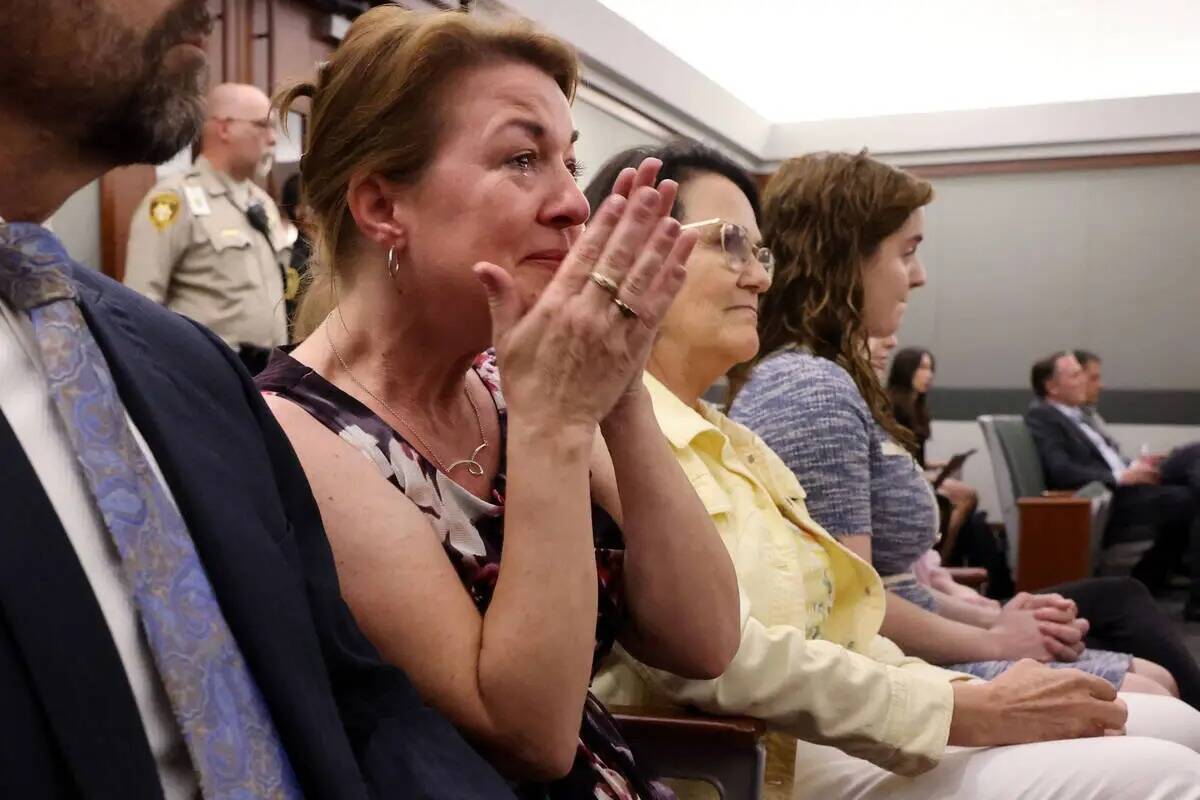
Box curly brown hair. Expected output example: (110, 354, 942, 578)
(740, 150, 932, 449)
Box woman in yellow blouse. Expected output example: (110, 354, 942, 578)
(584, 142, 1200, 800)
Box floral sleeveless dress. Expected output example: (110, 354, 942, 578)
(257, 349, 670, 800)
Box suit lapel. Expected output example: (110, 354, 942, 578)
(0, 410, 163, 799)
(1048, 404, 1107, 463)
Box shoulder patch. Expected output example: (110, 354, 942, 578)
(148, 192, 181, 230)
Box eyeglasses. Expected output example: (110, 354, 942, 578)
(680, 218, 775, 279)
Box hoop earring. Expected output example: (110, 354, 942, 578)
(386, 245, 399, 280)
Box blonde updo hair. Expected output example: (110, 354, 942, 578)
(275, 6, 579, 338)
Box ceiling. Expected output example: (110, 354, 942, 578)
(594, 0, 1200, 124)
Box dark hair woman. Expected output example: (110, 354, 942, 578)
(887, 347, 934, 464)
(885, 346, 967, 541)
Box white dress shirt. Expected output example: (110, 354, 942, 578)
(0, 297, 198, 799)
(1050, 400, 1128, 481)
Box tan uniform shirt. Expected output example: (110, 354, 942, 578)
(124, 156, 291, 349)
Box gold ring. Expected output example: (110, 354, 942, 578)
(612, 297, 639, 320)
(588, 271, 620, 296)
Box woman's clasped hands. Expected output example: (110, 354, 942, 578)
(474, 158, 697, 430)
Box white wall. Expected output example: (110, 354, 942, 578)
(903, 163, 1200, 395)
(929, 420, 1200, 522)
(766, 93, 1200, 167)
(571, 94, 666, 188)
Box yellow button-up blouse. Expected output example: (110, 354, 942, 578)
(594, 375, 969, 789)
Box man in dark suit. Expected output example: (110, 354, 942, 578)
(0, 1, 511, 796)
(1076, 349, 1200, 494)
(1026, 351, 1200, 618)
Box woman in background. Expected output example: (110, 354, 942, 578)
(887, 346, 981, 560)
(886, 347, 934, 464)
(872, 338, 1010, 612)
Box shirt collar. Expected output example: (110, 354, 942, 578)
(643, 371, 769, 456)
(1049, 400, 1083, 421)
(643, 372, 718, 450)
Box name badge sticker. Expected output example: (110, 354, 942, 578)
(184, 185, 212, 217)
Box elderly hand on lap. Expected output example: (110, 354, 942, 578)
(950, 660, 1127, 746)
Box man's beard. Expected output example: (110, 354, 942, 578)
(0, 0, 213, 168)
(79, 0, 213, 166)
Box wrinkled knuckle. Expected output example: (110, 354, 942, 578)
(628, 200, 656, 224)
(1060, 669, 1085, 686)
(573, 241, 603, 266)
(573, 317, 600, 342)
(601, 245, 633, 274)
(582, 314, 609, 342)
(621, 273, 647, 298)
(565, 306, 595, 335)
(655, 234, 678, 259)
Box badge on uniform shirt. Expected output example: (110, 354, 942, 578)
(148, 192, 181, 230)
(183, 184, 212, 217)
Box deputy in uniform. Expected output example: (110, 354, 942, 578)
(125, 82, 298, 373)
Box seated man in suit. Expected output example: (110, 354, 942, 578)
(1026, 351, 1200, 619)
(0, 1, 511, 796)
(1077, 349, 1200, 494)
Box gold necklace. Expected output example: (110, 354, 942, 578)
(325, 316, 489, 476)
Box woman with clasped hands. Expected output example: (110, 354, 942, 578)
(255, 9, 739, 798)
(586, 143, 1200, 800)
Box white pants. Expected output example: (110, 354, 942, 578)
(792, 693, 1200, 799)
